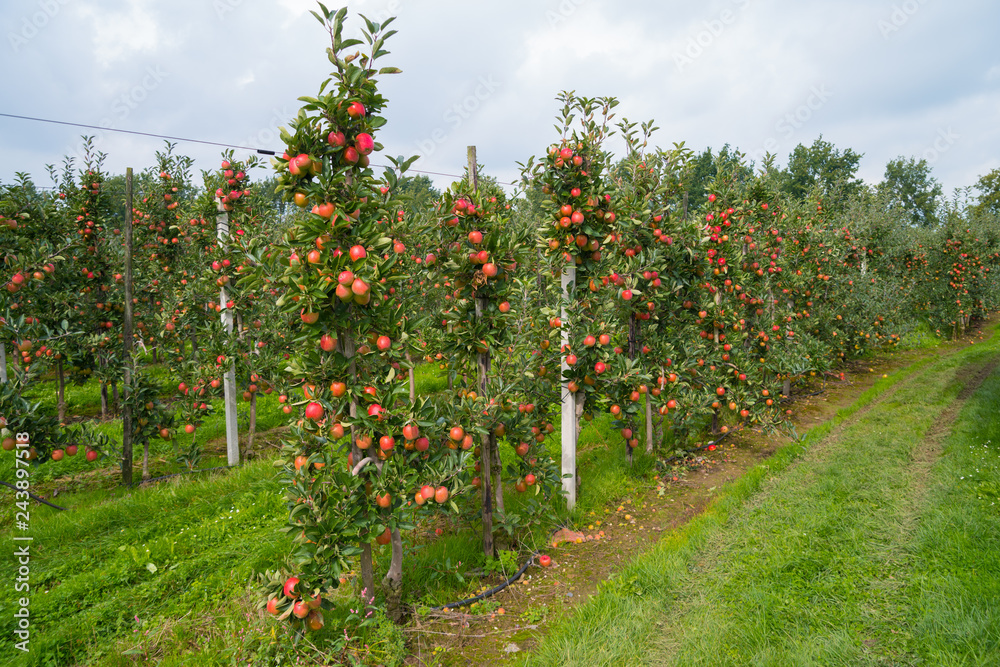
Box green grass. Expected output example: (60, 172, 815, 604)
(0, 458, 293, 664)
(901, 362, 1000, 663)
(528, 322, 1000, 666)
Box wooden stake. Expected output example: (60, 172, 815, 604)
(216, 198, 240, 467)
(121, 167, 134, 486)
(560, 265, 577, 509)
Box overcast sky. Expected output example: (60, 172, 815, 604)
(2, 0, 998, 199)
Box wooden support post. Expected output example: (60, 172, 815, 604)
(467, 146, 498, 557)
(216, 199, 240, 467)
(560, 265, 577, 509)
(121, 168, 134, 486)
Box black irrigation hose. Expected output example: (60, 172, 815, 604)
(430, 549, 541, 611)
(136, 465, 232, 486)
(0, 480, 69, 511)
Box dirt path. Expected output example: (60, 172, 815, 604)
(404, 320, 999, 666)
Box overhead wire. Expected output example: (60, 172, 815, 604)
(0, 112, 520, 186)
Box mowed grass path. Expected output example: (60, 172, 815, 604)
(530, 326, 1000, 666)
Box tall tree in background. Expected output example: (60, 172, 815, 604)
(878, 156, 943, 228)
(972, 167, 1000, 218)
(685, 145, 748, 211)
(781, 136, 865, 207)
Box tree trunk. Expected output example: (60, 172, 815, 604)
(246, 391, 257, 458)
(100, 382, 109, 420)
(1, 342, 8, 383)
(383, 528, 404, 622)
(645, 394, 654, 454)
(492, 438, 505, 515)
(475, 295, 495, 559)
(57, 358, 66, 424)
(342, 330, 375, 600)
(142, 440, 150, 481)
(190, 335, 199, 360)
(406, 352, 416, 404)
(783, 376, 791, 397)
(112, 382, 119, 415)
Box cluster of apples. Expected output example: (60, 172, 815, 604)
(539, 141, 614, 264)
(266, 576, 325, 631)
(214, 158, 250, 212)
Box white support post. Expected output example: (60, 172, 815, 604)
(0, 342, 7, 383)
(560, 264, 577, 510)
(217, 199, 240, 466)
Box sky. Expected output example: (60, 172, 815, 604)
(2, 0, 999, 199)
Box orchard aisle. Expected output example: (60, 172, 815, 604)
(529, 321, 1000, 666)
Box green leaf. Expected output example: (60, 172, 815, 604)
(146, 562, 158, 574)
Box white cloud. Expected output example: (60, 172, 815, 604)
(78, 0, 160, 68)
(2, 0, 999, 196)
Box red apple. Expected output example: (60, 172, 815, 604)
(347, 101, 366, 118)
(327, 130, 346, 147)
(283, 576, 300, 598)
(355, 133, 375, 155)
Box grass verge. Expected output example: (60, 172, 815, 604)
(528, 323, 1000, 666)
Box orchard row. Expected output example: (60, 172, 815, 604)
(3, 6, 999, 636)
